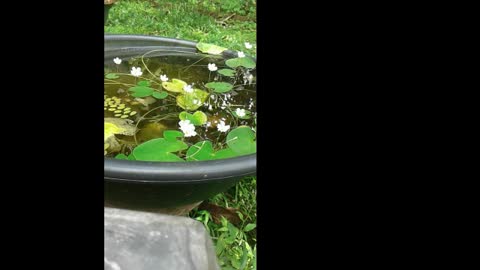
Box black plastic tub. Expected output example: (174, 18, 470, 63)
(104, 35, 256, 210)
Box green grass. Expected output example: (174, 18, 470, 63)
(105, 0, 256, 54)
(190, 177, 257, 269)
(105, 1, 257, 269)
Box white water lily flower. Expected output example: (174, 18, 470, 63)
(183, 128, 197, 137)
(179, 120, 197, 137)
(237, 51, 246, 58)
(130, 67, 143, 77)
(179, 120, 192, 129)
(160, 74, 168, 82)
(217, 120, 230, 133)
(113, 57, 122, 65)
(235, 108, 246, 117)
(207, 63, 218, 71)
(208, 105, 213, 111)
(183, 84, 193, 93)
(244, 42, 253, 49)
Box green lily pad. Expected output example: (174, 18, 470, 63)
(152, 91, 168, 99)
(226, 126, 256, 155)
(115, 154, 128, 160)
(186, 141, 215, 161)
(114, 152, 136, 161)
(162, 79, 187, 93)
(205, 82, 234, 93)
(163, 130, 184, 142)
(177, 89, 209, 111)
(179, 111, 207, 126)
(128, 86, 154, 98)
(225, 57, 256, 69)
(137, 80, 151, 87)
(132, 138, 187, 162)
(196, 42, 228, 55)
(217, 69, 236, 77)
(186, 141, 237, 161)
(105, 73, 119, 79)
(213, 148, 237, 160)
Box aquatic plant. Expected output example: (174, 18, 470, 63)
(104, 42, 256, 162)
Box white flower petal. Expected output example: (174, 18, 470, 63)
(130, 67, 143, 77)
(217, 120, 230, 132)
(160, 75, 169, 82)
(207, 63, 218, 72)
(183, 84, 193, 93)
(235, 108, 246, 117)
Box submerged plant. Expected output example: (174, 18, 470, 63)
(104, 42, 257, 161)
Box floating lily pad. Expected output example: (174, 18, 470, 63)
(163, 130, 184, 142)
(179, 111, 208, 126)
(105, 73, 119, 79)
(186, 141, 215, 161)
(177, 89, 209, 111)
(225, 57, 256, 69)
(115, 154, 128, 160)
(162, 79, 188, 93)
(213, 148, 237, 159)
(152, 91, 168, 99)
(132, 138, 188, 162)
(186, 141, 237, 161)
(128, 86, 154, 98)
(137, 80, 151, 87)
(226, 126, 256, 155)
(196, 42, 228, 55)
(217, 69, 236, 77)
(115, 153, 136, 161)
(205, 82, 233, 93)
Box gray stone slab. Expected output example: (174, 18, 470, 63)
(105, 207, 219, 270)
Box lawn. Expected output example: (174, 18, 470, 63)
(105, 0, 256, 55)
(105, 1, 257, 269)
